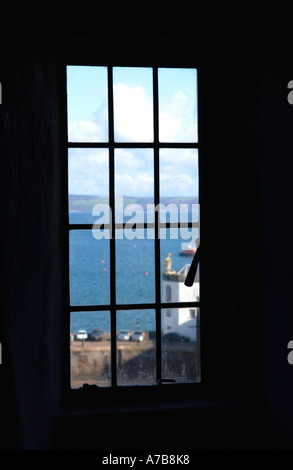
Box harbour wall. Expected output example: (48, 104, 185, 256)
(70, 338, 200, 388)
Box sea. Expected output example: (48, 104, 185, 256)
(69, 210, 199, 335)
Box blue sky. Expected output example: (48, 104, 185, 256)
(67, 66, 198, 198)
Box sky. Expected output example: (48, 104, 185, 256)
(67, 66, 198, 198)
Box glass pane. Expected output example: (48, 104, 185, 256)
(70, 311, 111, 388)
(115, 148, 154, 222)
(158, 68, 198, 142)
(159, 148, 199, 231)
(161, 308, 200, 383)
(117, 310, 156, 385)
(67, 66, 108, 142)
(68, 148, 109, 224)
(69, 230, 110, 306)
(115, 229, 155, 304)
(113, 67, 153, 142)
(161, 234, 200, 303)
(160, 148, 198, 202)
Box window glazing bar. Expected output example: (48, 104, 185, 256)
(68, 222, 199, 232)
(153, 67, 162, 383)
(67, 142, 199, 149)
(70, 301, 200, 312)
(108, 66, 117, 388)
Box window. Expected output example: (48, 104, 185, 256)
(189, 309, 196, 318)
(166, 285, 172, 302)
(66, 65, 200, 389)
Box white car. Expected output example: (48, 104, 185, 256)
(132, 331, 144, 342)
(117, 330, 131, 341)
(76, 329, 88, 341)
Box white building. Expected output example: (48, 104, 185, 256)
(162, 254, 199, 341)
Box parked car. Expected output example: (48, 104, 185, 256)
(131, 331, 144, 342)
(162, 332, 190, 343)
(76, 329, 88, 341)
(117, 330, 131, 341)
(90, 328, 104, 341)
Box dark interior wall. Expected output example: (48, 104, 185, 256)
(258, 41, 293, 447)
(1, 7, 293, 450)
(200, 52, 264, 400)
(0, 15, 65, 449)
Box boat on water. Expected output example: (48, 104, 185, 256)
(178, 245, 197, 257)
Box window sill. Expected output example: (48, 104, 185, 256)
(52, 394, 266, 450)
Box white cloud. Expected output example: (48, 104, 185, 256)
(68, 120, 107, 142)
(68, 80, 198, 196)
(115, 148, 143, 168)
(68, 83, 197, 144)
(115, 173, 153, 198)
(159, 149, 198, 197)
(115, 149, 154, 197)
(159, 113, 182, 141)
(160, 173, 198, 198)
(113, 84, 153, 142)
(68, 149, 109, 195)
(160, 148, 198, 167)
(159, 89, 197, 142)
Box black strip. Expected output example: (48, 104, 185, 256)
(108, 66, 117, 387)
(69, 221, 200, 231)
(63, 64, 72, 392)
(153, 67, 162, 382)
(184, 245, 201, 287)
(70, 301, 201, 312)
(68, 142, 199, 149)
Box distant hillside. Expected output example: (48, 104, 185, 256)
(69, 195, 109, 212)
(69, 195, 199, 212)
